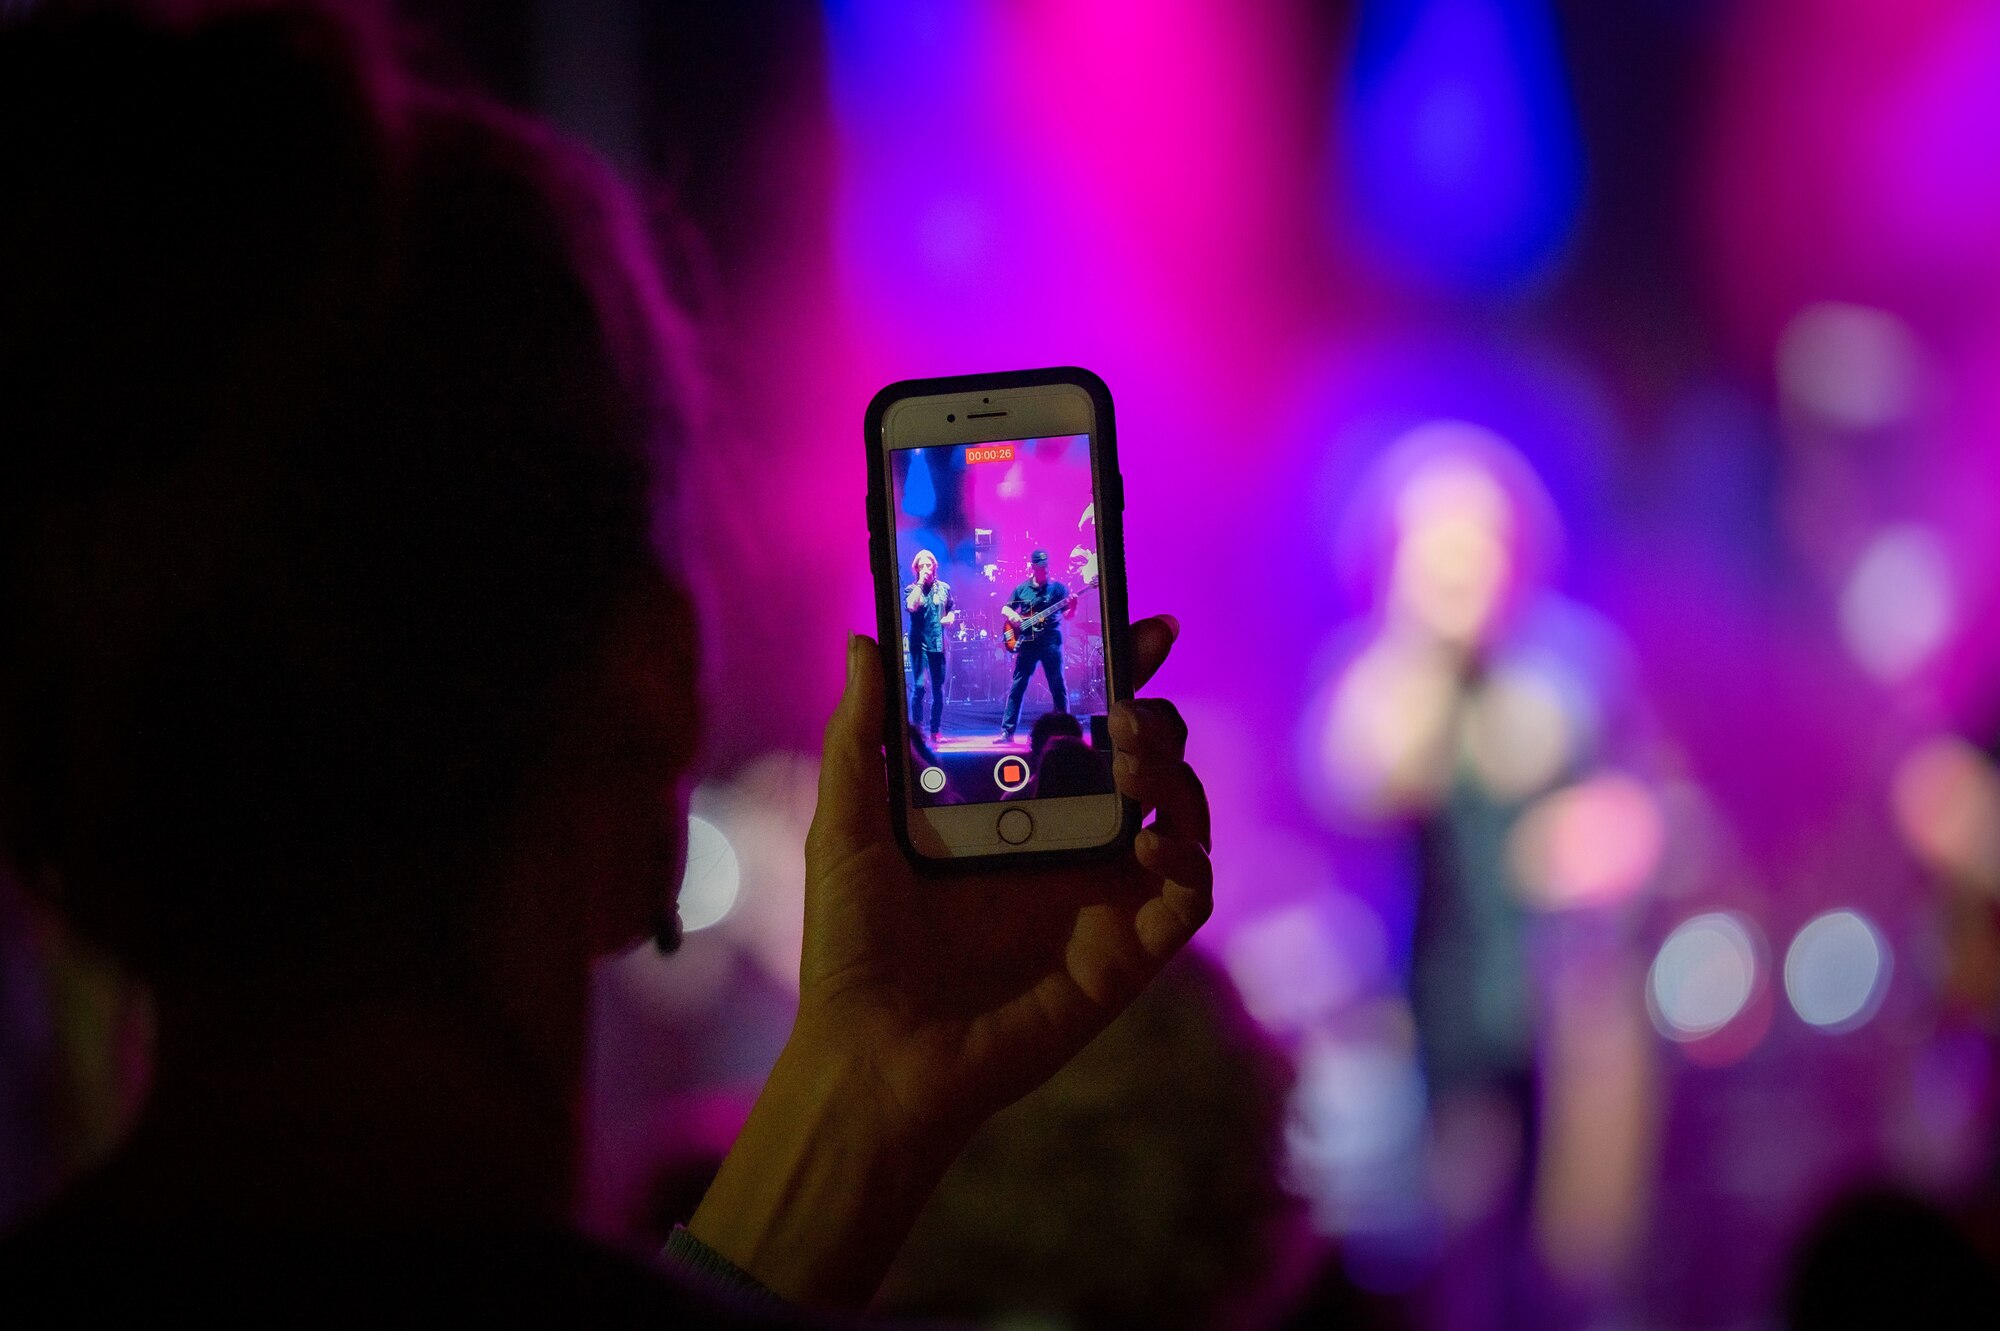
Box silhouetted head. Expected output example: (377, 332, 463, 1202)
(1787, 1186, 2000, 1331)
(1029, 735, 1108, 798)
(1027, 711, 1083, 765)
(0, 3, 698, 1018)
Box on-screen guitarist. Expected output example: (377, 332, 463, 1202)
(997, 548, 1078, 743)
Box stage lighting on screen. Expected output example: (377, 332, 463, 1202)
(901, 447, 937, 519)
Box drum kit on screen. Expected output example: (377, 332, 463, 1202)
(942, 572, 1106, 713)
(944, 619, 1105, 710)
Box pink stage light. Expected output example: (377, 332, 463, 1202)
(1508, 772, 1665, 911)
(1890, 735, 2000, 891)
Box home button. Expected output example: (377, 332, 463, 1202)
(996, 808, 1034, 845)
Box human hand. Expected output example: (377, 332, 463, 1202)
(687, 615, 1210, 1307)
(796, 613, 1210, 1141)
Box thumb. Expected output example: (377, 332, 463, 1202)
(810, 633, 892, 853)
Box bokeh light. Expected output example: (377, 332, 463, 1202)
(1508, 771, 1665, 910)
(1647, 912, 1760, 1042)
(1460, 662, 1577, 802)
(1224, 895, 1389, 1032)
(1776, 302, 1922, 431)
(1316, 631, 1461, 818)
(1783, 909, 1891, 1033)
(1838, 525, 1955, 682)
(676, 813, 742, 933)
(1289, 1015, 1431, 1247)
(1890, 734, 2000, 890)
(705, 753, 818, 990)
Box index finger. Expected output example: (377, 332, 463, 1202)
(1147, 759, 1212, 853)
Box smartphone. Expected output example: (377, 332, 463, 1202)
(864, 367, 1136, 867)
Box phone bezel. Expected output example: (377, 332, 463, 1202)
(865, 367, 1136, 868)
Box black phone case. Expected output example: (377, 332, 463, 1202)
(864, 365, 1139, 871)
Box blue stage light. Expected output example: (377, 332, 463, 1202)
(902, 446, 937, 518)
(1343, 0, 1583, 293)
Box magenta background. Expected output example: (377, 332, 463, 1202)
(644, 6, 2000, 1326)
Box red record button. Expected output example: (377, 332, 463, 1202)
(993, 755, 1032, 793)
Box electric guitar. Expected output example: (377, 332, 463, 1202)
(1002, 576, 1098, 653)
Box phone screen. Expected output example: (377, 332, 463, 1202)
(890, 432, 1115, 808)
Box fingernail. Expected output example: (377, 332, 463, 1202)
(1115, 751, 1139, 778)
(1136, 829, 1159, 853)
(1161, 614, 1181, 642)
(1111, 703, 1137, 740)
(846, 634, 862, 688)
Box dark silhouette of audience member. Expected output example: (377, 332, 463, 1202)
(1029, 711, 1085, 766)
(876, 951, 1301, 1330)
(1784, 727, 2000, 1330)
(0, 2, 1213, 1321)
(1030, 736, 1112, 799)
(1786, 1186, 2000, 1331)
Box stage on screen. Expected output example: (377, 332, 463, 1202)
(891, 433, 1113, 807)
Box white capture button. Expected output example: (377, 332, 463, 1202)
(918, 766, 947, 794)
(997, 808, 1033, 845)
